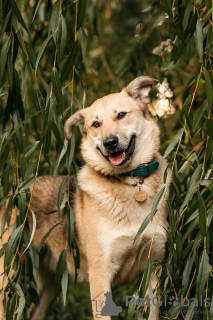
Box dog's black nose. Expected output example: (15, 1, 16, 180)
(103, 136, 118, 150)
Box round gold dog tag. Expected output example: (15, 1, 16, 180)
(134, 190, 147, 202)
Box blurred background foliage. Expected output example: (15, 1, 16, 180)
(0, 0, 213, 319)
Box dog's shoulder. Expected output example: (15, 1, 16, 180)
(77, 165, 110, 193)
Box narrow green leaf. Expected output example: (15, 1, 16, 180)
(150, 187, 165, 219)
(206, 24, 213, 49)
(184, 304, 196, 320)
(0, 194, 13, 209)
(184, 209, 199, 225)
(50, 0, 60, 43)
(44, 210, 57, 215)
(198, 192, 207, 238)
(162, 0, 185, 44)
(6, 295, 17, 320)
(127, 289, 140, 320)
(0, 11, 11, 43)
(0, 38, 10, 80)
(18, 192, 27, 224)
(0, 243, 7, 259)
(35, 33, 54, 73)
(4, 224, 23, 272)
(3, 110, 44, 148)
(204, 68, 212, 109)
(56, 15, 67, 64)
(141, 258, 152, 299)
(134, 187, 165, 242)
(207, 202, 213, 227)
(17, 176, 36, 192)
(188, 164, 202, 190)
(9, 0, 29, 33)
(196, 250, 209, 297)
(134, 214, 152, 243)
(60, 41, 78, 81)
(195, 16, 203, 62)
(13, 69, 25, 121)
(3, 161, 11, 197)
(51, 122, 64, 148)
(183, 217, 199, 242)
(7, 45, 13, 89)
(182, 2, 193, 31)
(182, 250, 196, 291)
(24, 41, 49, 93)
(77, 0, 86, 30)
(72, 161, 79, 190)
(79, 28, 87, 58)
(22, 210, 36, 255)
(162, 0, 174, 21)
(192, 100, 208, 131)
(12, 16, 27, 61)
(44, 131, 52, 164)
(38, 222, 60, 252)
(32, 0, 42, 22)
(180, 164, 202, 212)
(52, 67, 63, 112)
(61, 268, 68, 306)
(53, 139, 68, 181)
(67, 206, 75, 253)
(40, 99, 53, 142)
(57, 176, 68, 217)
(171, 181, 181, 210)
(167, 201, 175, 235)
(175, 232, 183, 266)
(24, 161, 37, 180)
(163, 129, 184, 158)
(1, 198, 13, 237)
(13, 283, 25, 320)
(0, 0, 2, 23)
(55, 250, 67, 296)
(168, 304, 185, 320)
(23, 141, 40, 158)
(182, 95, 191, 119)
(66, 135, 75, 175)
(206, 119, 213, 138)
(138, 241, 150, 271)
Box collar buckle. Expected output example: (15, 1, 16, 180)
(130, 170, 136, 178)
(144, 163, 149, 176)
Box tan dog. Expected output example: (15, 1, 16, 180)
(0, 76, 169, 320)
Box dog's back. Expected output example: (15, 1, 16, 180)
(0, 176, 77, 320)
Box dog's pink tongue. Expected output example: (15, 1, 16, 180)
(109, 152, 124, 165)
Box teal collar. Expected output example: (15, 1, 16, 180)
(118, 161, 159, 178)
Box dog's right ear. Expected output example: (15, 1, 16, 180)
(64, 109, 85, 140)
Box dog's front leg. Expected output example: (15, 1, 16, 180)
(89, 267, 111, 320)
(148, 272, 160, 320)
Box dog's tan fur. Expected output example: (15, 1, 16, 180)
(0, 76, 169, 320)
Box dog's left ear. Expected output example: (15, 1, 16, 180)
(124, 76, 158, 108)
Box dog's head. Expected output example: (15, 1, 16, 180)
(64, 76, 160, 175)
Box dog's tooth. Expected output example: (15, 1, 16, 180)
(123, 152, 125, 157)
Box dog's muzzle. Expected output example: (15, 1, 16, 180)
(97, 135, 136, 166)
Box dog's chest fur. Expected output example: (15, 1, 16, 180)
(75, 161, 168, 284)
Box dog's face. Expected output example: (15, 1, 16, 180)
(64, 76, 160, 175)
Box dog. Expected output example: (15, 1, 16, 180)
(0, 76, 169, 320)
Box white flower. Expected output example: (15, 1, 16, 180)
(149, 78, 175, 117)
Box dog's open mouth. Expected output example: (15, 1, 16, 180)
(108, 135, 136, 166)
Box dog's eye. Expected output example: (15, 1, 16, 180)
(92, 121, 100, 128)
(117, 112, 127, 120)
